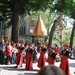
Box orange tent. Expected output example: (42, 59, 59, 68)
(33, 16, 47, 36)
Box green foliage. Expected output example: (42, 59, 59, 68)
(0, 0, 53, 28)
(73, 0, 75, 2)
(0, 0, 74, 44)
(52, 26, 72, 45)
(52, 0, 75, 19)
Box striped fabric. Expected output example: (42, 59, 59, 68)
(33, 16, 47, 36)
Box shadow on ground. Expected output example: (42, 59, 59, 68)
(0, 66, 39, 72)
(18, 73, 37, 75)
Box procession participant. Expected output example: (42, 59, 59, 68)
(37, 42, 47, 68)
(48, 45, 57, 65)
(5, 42, 13, 65)
(59, 44, 70, 75)
(15, 42, 25, 67)
(25, 43, 34, 70)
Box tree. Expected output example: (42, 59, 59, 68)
(70, 22, 75, 48)
(46, 0, 65, 47)
(63, 0, 75, 48)
(0, 0, 52, 43)
(51, 0, 75, 48)
(48, 20, 56, 47)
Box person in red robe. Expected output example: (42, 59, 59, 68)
(25, 43, 34, 70)
(59, 44, 70, 75)
(48, 45, 57, 65)
(37, 42, 47, 68)
(15, 42, 24, 67)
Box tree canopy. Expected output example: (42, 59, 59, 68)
(0, 0, 75, 48)
(0, 0, 52, 21)
(0, 0, 52, 43)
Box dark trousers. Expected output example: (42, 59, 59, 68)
(6, 56, 12, 65)
(0, 50, 5, 64)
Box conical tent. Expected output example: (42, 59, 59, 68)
(33, 16, 47, 36)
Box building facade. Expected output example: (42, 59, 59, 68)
(0, 16, 36, 42)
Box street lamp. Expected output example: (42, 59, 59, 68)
(55, 12, 67, 47)
(30, 28, 35, 43)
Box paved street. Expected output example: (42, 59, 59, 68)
(0, 59, 75, 75)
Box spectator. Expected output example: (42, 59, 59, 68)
(33, 46, 38, 63)
(72, 47, 75, 59)
(36, 65, 66, 75)
(12, 43, 18, 64)
(0, 39, 6, 64)
(5, 42, 13, 65)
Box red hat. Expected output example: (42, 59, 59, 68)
(63, 44, 69, 47)
(42, 42, 46, 45)
(50, 45, 55, 49)
(21, 42, 24, 45)
(28, 43, 32, 47)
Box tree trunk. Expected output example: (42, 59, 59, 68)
(11, 0, 20, 43)
(48, 0, 65, 47)
(59, 0, 65, 12)
(70, 22, 75, 49)
(48, 20, 56, 47)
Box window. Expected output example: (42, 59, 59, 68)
(19, 25, 26, 35)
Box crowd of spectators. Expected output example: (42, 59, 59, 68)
(0, 37, 75, 65)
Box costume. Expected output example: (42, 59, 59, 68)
(48, 51, 57, 65)
(15, 46, 24, 67)
(48, 46, 57, 65)
(59, 44, 70, 75)
(37, 42, 47, 68)
(25, 44, 33, 70)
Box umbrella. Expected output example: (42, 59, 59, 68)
(33, 16, 47, 36)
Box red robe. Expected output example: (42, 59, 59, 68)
(59, 50, 70, 75)
(15, 47, 24, 67)
(25, 48, 33, 70)
(48, 52, 57, 65)
(37, 51, 46, 68)
(48, 57, 55, 65)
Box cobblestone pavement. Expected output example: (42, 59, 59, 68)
(0, 59, 75, 75)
